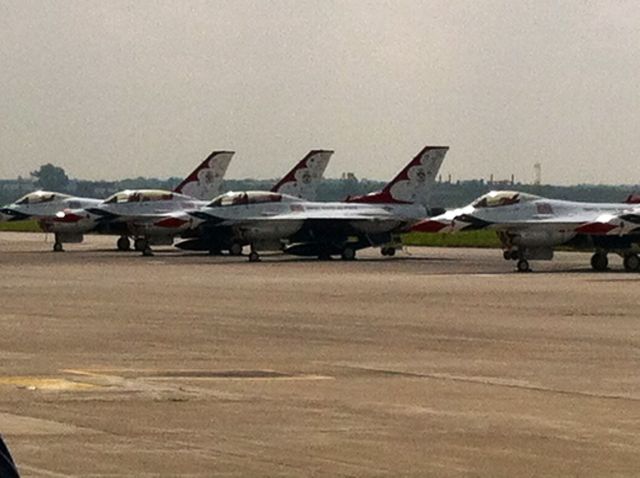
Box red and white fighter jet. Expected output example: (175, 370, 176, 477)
(413, 190, 640, 272)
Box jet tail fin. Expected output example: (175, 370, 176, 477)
(347, 146, 448, 206)
(173, 151, 234, 200)
(271, 150, 333, 200)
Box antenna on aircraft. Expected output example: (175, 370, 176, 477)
(534, 163, 542, 185)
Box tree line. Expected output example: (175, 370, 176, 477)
(0, 164, 638, 208)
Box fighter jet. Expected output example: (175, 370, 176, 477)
(180, 146, 448, 261)
(3, 150, 234, 251)
(60, 150, 333, 256)
(413, 190, 640, 272)
(0, 190, 101, 227)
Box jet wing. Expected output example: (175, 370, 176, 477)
(194, 205, 405, 226)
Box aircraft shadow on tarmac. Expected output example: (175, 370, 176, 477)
(10, 247, 640, 277)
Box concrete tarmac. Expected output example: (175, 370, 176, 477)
(1, 233, 639, 477)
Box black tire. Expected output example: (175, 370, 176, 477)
(248, 251, 260, 262)
(142, 248, 154, 257)
(53, 242, 64, 252)
(134, 238, 148, 252)
(516, 259, 530, 273)
(341, 247, 356, 261)
(229, 243, 243, 256)
(387, 248, 396, 257)
(590, 252, 608, 272)
(623, 254, 640, 272)
(117, 236, 131, 251)
(503, 250, 511, 261)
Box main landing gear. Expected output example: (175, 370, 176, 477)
(315, 247, 357, 261)
(134, 238, 153, 257)
(229, 243, 243, 256)
(341, 246, 356, 261)
(380, 247, 396, 257)
(590, 251, 640, 273)
(116, 236, 131, 252)
(623, 253, 640, 272)
(590, 252, 608, 272)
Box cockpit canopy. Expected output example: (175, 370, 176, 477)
(207, 191, 300, 207)
(104, 190, 185, 204)
(471, 191, 540, 209)
(15, 191, 72, 205)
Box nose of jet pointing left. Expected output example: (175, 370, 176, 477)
(0, 208, 12, 222)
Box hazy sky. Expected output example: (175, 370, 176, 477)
(1, 0, 639, 184)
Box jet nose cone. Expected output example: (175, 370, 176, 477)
(0, 207, 13, 222)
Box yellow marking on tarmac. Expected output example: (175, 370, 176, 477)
(145, 375, 334, 382)
(0, 376, 99, 391)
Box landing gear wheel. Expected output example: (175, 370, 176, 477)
(590, 252, 608, 272)
(503, 250, 511, 261)
(142, 248, 154, 257)
(516, 259, 530, 273)
(134, 238, 148, 252)
(623, 253, 640, 272)
(317, 251, 332, 261)
(341, 246, 356, 261)
(229, 243, 243, 256)
(381, 247, 396, 257)
(53, 242, 64, 252)
(248, 251, 260, 262)
(117, 236, 131, 251)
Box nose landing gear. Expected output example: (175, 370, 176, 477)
(53, 234, 64, 252)
(516, 259, 531, 273)
(503, 248, 530, 272)
(248, 250, 260, 262)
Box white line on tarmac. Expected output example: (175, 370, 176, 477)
(19, 464, 74, 478)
